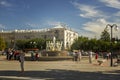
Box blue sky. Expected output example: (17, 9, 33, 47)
(0, 0, 120, 38)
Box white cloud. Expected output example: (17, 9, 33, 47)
(26, 23, 37, 27)
(71, 1, 120, 38)
(0, 24, 5, 29)
(71, 2, 104, 18)
(82, 18, 109, 38)
(114, 11, 120, 17)
(99, 0, 120, 9)
(47, 21, 61, 26)
(24, 23, 41, 29)
(83, 19, 107, 33)
(82, 18, 120, 38)
(47, 21, 69, 28)
(0, 1, 12, 7)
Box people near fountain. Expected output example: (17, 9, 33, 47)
(14, 50, 20, 60)
(88, 50, 93, 63)
(72, 51, 75, 61)
(6, 48, 10, 60)
(78, 50, 82, 61)
(31, 51, 34, 61)
(8, 49, 13, 60)
(35, 52, 39, 61)
(74, 52, 79, 61)
(95, 52, 98, 60)
(106, 52, 110, 60)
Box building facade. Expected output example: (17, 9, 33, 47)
(0, 26, 78, 49)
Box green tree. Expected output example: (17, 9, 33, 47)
(88, 38, 98, 51)
(100, 29, 110, 41)
(15, 40, 27, 49)
(71, 36, 89, 51)
(0, 37, 6, 50)
(16, 38, 46, 50)
(71, 36, 111, 52)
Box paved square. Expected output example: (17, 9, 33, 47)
(0, 56, 120, 80)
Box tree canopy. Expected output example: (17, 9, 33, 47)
(100, 29, 110, 41)
(0, 37, 6, 51)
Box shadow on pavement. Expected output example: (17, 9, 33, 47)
(0, 69, 120, 80)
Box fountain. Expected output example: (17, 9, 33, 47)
(46, 36, 63, 51)
(41, 36, 68, 56)
(40, 37, 72, 61)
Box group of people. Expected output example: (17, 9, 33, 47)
(5, 48, 25, 73)
(5, 48, 41, 73)
(73, 50, 82, 62)
(72, 50, 95, 64)
(31, 51, 40, 61)
(6, 48, 20, 60)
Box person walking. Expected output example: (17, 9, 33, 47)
(88, 50, 93, 63)
(31, 51, 34, 61)
(74, 52, 78, 62)
(35, 52, 39, 61)
(19, 50, 25, 73)
(95, 53, 98, 60)
(78, 50, 82, 62)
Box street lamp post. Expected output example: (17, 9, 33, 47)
(106, 24, 118, 67)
